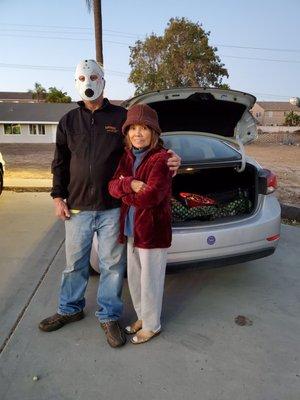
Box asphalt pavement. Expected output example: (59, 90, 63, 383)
(0, 192, 63, 350)
(0, 192, 299, 400)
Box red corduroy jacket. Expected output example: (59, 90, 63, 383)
(108, 147, 172, 249)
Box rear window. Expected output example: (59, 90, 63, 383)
(162, 134, 241, 164)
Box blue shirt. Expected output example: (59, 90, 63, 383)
(124, 147, 150, 237)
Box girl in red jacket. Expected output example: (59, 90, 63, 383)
(108, 104, 172, 344)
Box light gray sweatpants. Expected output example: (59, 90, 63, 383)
(127, 237, 167, 332)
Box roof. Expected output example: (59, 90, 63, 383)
(0, 100, 125, 123)
(0, 102, 78, 123)
(0, 91, 124, 106)
(0, 92, 34, 101)
(255, 101, 300, 112)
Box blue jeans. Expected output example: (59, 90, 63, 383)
(58, 208, 126, 322)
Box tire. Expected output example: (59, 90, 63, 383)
(0, 168, 3, 195)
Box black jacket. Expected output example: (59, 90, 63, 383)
(51, 99, 127, 210)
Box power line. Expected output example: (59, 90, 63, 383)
(0, 28, 140, 40)
(0, 22, 141, 37)
(0, 63, 129, 77)
(216, 44, 300, 54)
(0, 65, 295, 100)
(220, 54, 300, 64)
(1, 22, 300, 53)
(0, 63, 294, 100)
(0, 28, 93, 35)
(1, 30, 300, 64)
(1, 33, 300, 63)
(0, 22, 92, 30)
(0, 33, 132, 45)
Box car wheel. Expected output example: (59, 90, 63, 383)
(0, 168, 3, 195)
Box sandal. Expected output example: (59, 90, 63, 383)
(124, 320, 142, 335)
(130, 329, 161, 344)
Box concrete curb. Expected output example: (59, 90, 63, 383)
(4, 187, 51, 193)
(280, 203, 300, 222)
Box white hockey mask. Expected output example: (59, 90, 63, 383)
(75, 60, 105, 101)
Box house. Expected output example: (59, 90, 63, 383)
(0, 99, 124, 143)
(0, 91, 41, 103)
(0, 102, 77, 143)
(251, 101, 300, 126)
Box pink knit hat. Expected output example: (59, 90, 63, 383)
(122, 104, 162, 135)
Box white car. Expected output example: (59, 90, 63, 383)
(0, 152, 5, 195)
(90, 88, 281, 271)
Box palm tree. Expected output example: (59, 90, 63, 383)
(28, 82, 47, 102)
(46, 87, 71, 103)
(86, 0, 103, 65)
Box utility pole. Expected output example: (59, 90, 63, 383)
(93, 0, 103, 65)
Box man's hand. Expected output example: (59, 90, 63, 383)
(53, 197, 71, 220)
(167, 149, 181, 177)
(131, 179, 145, 193)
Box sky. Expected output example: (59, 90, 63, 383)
(0, 0, 299, 102)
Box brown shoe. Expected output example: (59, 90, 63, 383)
(100, 321, 126, 348)
(39, 311, 84, 332)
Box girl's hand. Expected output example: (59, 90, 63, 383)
(166, 149, 181, 177)
(131, 179, 145, 193)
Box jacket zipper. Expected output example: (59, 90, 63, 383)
(89, 116, 95, 204)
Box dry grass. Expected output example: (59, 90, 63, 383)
(1, 144, 53, 179)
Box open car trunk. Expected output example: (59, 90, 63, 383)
(123, 88, 259, 225)
(171, 163, 258, 225)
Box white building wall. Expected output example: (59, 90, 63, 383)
(0, 123, 57, 143)
(258, 126, 300, 133)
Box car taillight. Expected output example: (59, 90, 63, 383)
(266, 234, 280, 241)
(258, 168, 277, 195)
(265, 169, 277, 194)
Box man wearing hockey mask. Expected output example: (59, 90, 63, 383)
(75, 59, 105, 101)
(39, 59, 181, 348)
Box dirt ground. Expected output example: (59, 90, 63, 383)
(1, 142, 299, 206)
(245, 143, 300, 207)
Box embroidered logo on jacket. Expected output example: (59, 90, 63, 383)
(105, 125, 118, 133)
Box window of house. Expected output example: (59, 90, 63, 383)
(29, 124, 37, 135)
(29, 124, 45, 135)
(268, 111, 273, 117)
(255, 112, 261, 117)
(4, 124, 21, 135)
(38, 125, 45, 135)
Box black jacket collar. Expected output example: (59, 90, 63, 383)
(77, 98, 111, 112)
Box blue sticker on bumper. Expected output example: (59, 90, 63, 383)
(207, 236, 216, 245)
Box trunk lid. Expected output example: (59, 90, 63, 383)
(122, 87, 257, 145)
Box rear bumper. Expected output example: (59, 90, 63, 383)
(167, 247, 275, 271)
(167, 195, 281, 265)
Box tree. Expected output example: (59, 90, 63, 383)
(218, 83, 230, 90)
(284, 111, 300, 126)
(46, 87, 71, 103)
(28, 83, 71, 103)
(86, 0, 103, 65)
(28, 82, 47, 102)
(129, 17, 229, 95)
